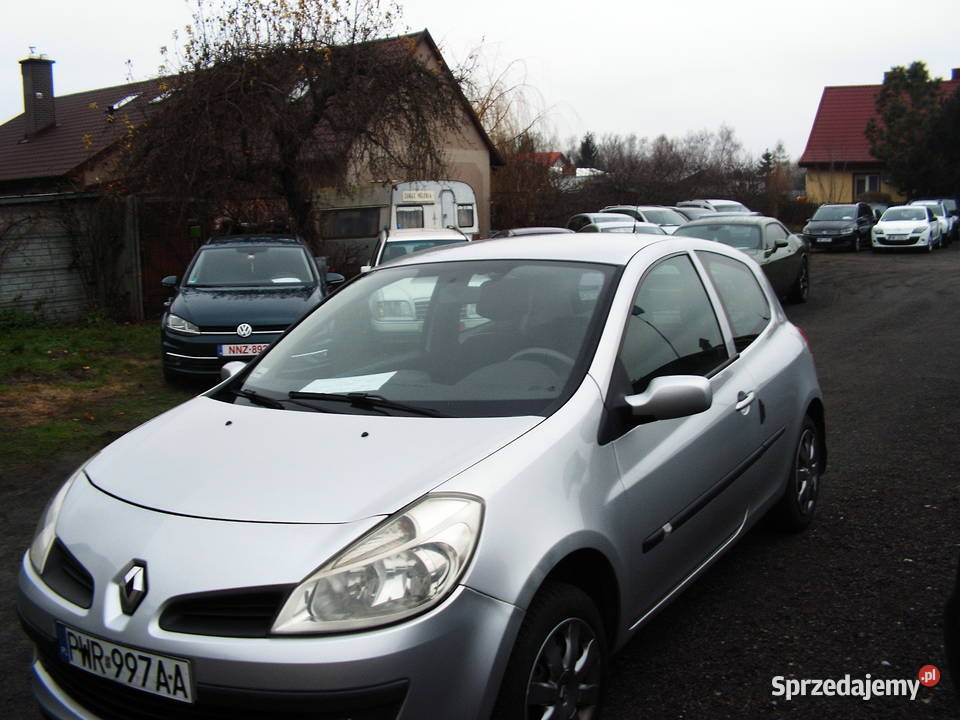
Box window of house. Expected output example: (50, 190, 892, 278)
(396, 206, 424, 229)
(320, 208, 381, 239)
(854, 174, 880, 197)
(697, 251, 771, 352)
(618, 255, 728, 393)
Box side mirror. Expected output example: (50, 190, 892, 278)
(326, 272, 346, 286)
(625, 375, 712, 421)
(161, 275, 178, 288)
(220, 361, 247, 381)
(775, 238, 789, 249)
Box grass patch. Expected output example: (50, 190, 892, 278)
(0, 319, 196, 470)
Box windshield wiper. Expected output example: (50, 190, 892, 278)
(288, 391, 447, 417)
(232, 388, 285, 409)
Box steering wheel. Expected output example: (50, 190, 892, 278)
(507, 347, 576, 372)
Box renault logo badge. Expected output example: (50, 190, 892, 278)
(236, 323, 253, 338)
(117, 560, 148, 615)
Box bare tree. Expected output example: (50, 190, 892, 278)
(119, 0, 469, 243)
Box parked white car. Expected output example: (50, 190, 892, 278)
(578, 220, 666, 235)
(910, 200, 954, 246)
(599, 205, 688, 234)
(677, 199, 751, 214)
(361, 228, 470, 273)
(872, 205, 942, 252)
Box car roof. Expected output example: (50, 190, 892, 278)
(383, 228, 469, 242)
(204, 234, 305, 246)
(585, 221, 664, 231)
(678, 215, 779, 227)
(492, 227, 574, 236)
(602, 205, 675, 212)
(570, 212, 633, 220)
(381, 232, 671, 268)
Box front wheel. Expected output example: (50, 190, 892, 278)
(771, 415, 823, 532)
(493, 582, 608, 720)
(787, 257, 809, 304)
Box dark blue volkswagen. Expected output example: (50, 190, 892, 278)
(160, 235, 343, 381)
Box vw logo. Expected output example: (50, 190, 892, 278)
(236, 323, 253, 338)
(117, 560, 148, 615)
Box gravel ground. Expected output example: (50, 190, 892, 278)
(2, 244, 958, 719)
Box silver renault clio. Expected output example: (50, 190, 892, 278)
(19, 233, 825, 719)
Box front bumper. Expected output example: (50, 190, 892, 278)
(872, 233, 930, 248)
(160, 330, 282, 377)
(19, 554, 520, 720)
(803, 232, 857, 248)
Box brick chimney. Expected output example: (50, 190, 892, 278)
(20, 55, 56, 137)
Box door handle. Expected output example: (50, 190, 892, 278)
(735, 390, 756, 413)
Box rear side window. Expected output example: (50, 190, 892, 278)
(697, 251, 770, 352)
(396, 206, 424, 229)
(618, 255, 728, 393)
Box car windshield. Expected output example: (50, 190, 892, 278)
(811, 206, 856, 221)
(238, 259, 617, 417)
(381, 239, 463, 263)
(881, 208, 926, 222)
(187, 246, 314, 287)
(640, 208, 685, 225)
(600, 225, 665, 235)
(674, 223, 761, 250)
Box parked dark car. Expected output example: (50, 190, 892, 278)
(674, 216, 809, 303)
(160, 234, 344, 381)
(801, 202, 876, 251)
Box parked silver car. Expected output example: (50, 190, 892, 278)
(19, 234, 825, 720)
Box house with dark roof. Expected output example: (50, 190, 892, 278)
(0, 32, 501, 320)
(799, 68, 960, 204)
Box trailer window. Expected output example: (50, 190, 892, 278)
(457, 205, 475, 228)
(397, 206, 425, 229)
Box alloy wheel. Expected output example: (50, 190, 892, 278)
(526, 618, 602, 720)
(794, 426, 819, 516)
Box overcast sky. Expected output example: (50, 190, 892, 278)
(2, 0, 958, 161)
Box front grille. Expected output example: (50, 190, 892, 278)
(160, 586, 291, 638)
(199, 325, 287, 334)
(31, 642, 406, 720)
(42, 540, 94, 609)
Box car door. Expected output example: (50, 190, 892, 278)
(606, 252, 764, 621)
(761, 221, 796, 294)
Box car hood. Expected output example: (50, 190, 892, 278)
(803, 220, 857, 232)
(170, 286, 321, 327)
(84, 397, 541, 523)
(876, 220, 927, 232)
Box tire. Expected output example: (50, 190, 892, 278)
(851, 233, 861, 252)
(492, 582, 607, 720)
(771, 415, 822, 532)
(787, 257, 809, 304)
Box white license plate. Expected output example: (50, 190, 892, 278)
(57, 624, 193, 703)
(219, 342, 270, 357)
(816, 238, 833, 244)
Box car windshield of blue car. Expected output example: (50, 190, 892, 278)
(237, 259, 617, 417)
(881, 208, 925, 222)
(811, 206, 855, 221)
(674, 224, 761, 250)
(186, 247, 314, 287)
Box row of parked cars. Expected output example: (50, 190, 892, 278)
(801, 199, 959, 252)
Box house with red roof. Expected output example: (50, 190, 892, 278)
(799, 68, 960, 204)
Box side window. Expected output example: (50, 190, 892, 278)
(457, 204, 475, 228)
(697, 251, 771, 352)
(764, 223, 788, 247)
(618, 255, 728, 394)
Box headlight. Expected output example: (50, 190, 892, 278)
(873, 227, 884, 235)
(272, 494, 483, 634)
(165, 313, 200, 335)
(912, 225, 928, 234)
(841, 225, 856, 234)
(29, 470, 81, 573)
